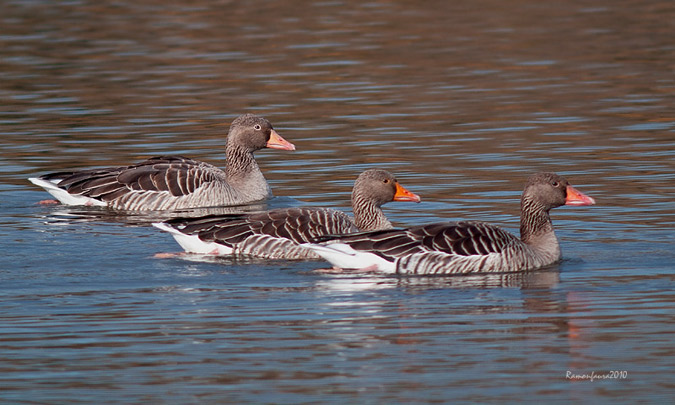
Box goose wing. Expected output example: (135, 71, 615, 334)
(165, 207, 358, 247)
(409, 221, 517, 256)
(44, 156, 224, 202)
(314, 221, 519, 261)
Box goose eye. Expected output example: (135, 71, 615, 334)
(383, 179, 390, 184)
(551, 181, 559, 187)
(253, 124, 262, 131)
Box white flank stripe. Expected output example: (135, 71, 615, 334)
(152, 222, 232, 255)
(302, 243, 396, 273)
(29, 177, 107, 207)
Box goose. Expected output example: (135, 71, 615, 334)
(304, 172, 595, 275)
(153, 169, 421, 259)
(28, 113, 295, 211)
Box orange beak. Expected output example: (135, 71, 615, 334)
(565, 185, 595, 206)
(393, 182, 421, 203)
(266, 129, 296, 151)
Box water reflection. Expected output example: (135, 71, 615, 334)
(34, 195, 306, 227)
(41, 203, 271, 226)
(1, 0, 673, 402)
(312, 268, 561, 293)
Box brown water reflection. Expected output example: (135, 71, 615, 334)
(0, 0, 673, 402)
(2, 0, 673, 222)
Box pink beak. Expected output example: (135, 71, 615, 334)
(266, 129, 296, 151)
(565, 185, 595, 206)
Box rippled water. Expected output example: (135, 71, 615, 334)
(1, 0, 674, 402)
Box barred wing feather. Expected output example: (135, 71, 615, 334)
(322, 221, 518, 261)
(161, 208, 358, 259)
(38, 156, 226, 209)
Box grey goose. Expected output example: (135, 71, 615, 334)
(29, 113, 295, 211)
(153, 169, 420, 260)
(305, 172, 595, 274)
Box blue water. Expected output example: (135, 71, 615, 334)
(1, 0, 674, 403)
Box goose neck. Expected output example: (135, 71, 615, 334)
(225, 144, 259, 180)
(351, 194, 392, 231)
(519, 198, 554, 244)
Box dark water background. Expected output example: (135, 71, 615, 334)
(1, 0, 673, 402)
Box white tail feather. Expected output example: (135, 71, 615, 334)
(302, 243, 396, 273)
(152, 222, 232, 255)
(29, 177, 107, 207)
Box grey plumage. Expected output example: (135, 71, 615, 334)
(309, 172, 595, 274)
(157, 169, 420, 259)
(29, 113, 295, 210)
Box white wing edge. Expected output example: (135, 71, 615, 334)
(302, 242, 396, 273)
(29, 177, 107, 207)
(152, 222, 232, 255)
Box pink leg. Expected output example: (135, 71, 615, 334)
(312, 264, 379, 274)
(353, 264, 379, 272)
(153, 252, 187, 259)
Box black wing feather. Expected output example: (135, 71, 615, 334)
(165, 207, 357, 249)
(315, 221, 519, 260)
(42, 156, 221, 199)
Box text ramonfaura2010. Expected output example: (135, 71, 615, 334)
(566, 370, 628, 382)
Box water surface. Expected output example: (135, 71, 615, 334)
(1, 0, 673, 402)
